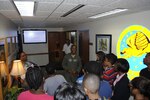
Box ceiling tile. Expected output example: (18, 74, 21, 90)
(37, 2, 60, 12)
(48, 12, 65, 18)
(0, 10, 20, 19)
(63, 0, 120, 6)
(0, 0, 15, 10)
(36, 0, 63, 3)
(0, 0, 150, 28)
(36, 11, 50, 17)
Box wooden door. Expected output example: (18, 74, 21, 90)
(79, 30, 89, 65)
(48, 32, 65, 65)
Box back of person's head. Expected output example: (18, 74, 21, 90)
(83, 73, 100, 94)
(131, 76, 150, 99)
(96, 51, 105, 64)
(45, 61, 56, 75)
(54, 82, 86, 100)
(84, 61, 103, 77)
(105, 53, 117, 65)
(25, 66, 43, 91)
(131, 77, 148, 90)
(114, 58, 129, 73)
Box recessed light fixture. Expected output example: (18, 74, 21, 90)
(89, 8, 128, 19)
(14, 1, 35, 16)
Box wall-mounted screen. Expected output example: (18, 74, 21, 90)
(23, 30, 47, 44)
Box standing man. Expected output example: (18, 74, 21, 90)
(62, 45, 82, 83)
(62, 39, 73, 55)
(140, 52, 150, 79)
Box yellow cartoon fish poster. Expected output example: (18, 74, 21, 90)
(117, 25, 150, 80)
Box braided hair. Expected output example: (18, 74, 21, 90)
(25, 66, 43, 90)
(54, 82, 86, 100)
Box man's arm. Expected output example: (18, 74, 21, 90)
(62, 55, 69, 71)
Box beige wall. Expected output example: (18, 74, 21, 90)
(0, 14, 17, 38)
(64, 10, 150, 60)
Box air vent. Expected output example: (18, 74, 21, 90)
(61, 4, 85, 17)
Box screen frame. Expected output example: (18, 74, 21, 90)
(22, 29, 47, 44)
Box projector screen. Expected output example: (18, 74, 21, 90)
(23, 30, 47, 44)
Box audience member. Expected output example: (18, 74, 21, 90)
(140, 52, 150, 80)
(18, 66, 54, 100)
(62, 39, 73, 55)
(17, 51, 37, 69)
(96, 51, 105, 66)
(17, 51, 37, 80)
(111, 58, 130, 100)
(54, 82, 86, 100)
(83, 73, 104, 100)
(130, 76, 150, 100)
(62, 45, 82, 83)
(103, 53, 118, 86)
(76, 61, 112, 99)
(96, 51, 105, 71)
(44, 62, 67, 95)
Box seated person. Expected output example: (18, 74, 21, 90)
(76, 61, 112, 99)
(54, 82, 86, 100)
(18, 66, 54, 100)
(43, 62, 67, 95)
(16, 51, 38, 90)
(83, 73, 104, 100)
(17, 51, 37, 80)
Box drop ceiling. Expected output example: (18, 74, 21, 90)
(0, 0, 150, 28)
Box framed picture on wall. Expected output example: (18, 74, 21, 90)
(96, 34, 112, 54)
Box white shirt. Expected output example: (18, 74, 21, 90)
(62, 43, 73, 54)
(113, 73, 125, 86)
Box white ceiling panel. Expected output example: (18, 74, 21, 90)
(35, 11, 51, 17)
(0, 0, 150, 28)
(48, 12, 64, 18)
(0, 10, 20, 19)
(22, 16, 46, 21)
(107, 0, 150, 9)
(36, 0, 63, 3)
(64, 0, 120, 6)
(36, 2, 60, 12)
(0, 0, 15, 10)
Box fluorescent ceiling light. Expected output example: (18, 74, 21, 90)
(14, 1, 35, 16)
(89, 8, 128, 19)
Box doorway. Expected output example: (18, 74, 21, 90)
(79, 30, 89, 65)
(48, 32, 65, 69)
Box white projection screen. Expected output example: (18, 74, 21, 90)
(23, 30, 47, 44)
